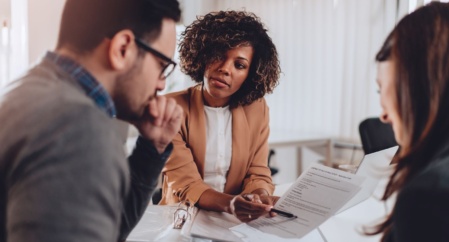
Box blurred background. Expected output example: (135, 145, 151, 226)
(0, 0, 446, 183)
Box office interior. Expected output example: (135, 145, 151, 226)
(0, 0, 445, 185)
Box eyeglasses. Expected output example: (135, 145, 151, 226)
(135, 38, 177, 80)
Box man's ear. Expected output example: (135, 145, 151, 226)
(108, 29, 138, 71)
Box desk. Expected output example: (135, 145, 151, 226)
(127, 181, 389, 242)
(268, 130, 333, 173)
(127, 183, 321, 242)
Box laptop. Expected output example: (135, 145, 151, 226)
(336, 146, 399, 213)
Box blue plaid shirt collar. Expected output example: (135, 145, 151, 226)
(45, 51, 117, 117)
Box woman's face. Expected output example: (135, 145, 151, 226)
(202, 45, 254, 107)
(377, 60, 404, 145)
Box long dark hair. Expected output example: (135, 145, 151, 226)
(369, 2, 449, 240)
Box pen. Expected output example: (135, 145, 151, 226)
(270, 208, 298, 218)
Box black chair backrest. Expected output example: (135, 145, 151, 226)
(359, 117, 397, 154)
(268, 149, 278, 176)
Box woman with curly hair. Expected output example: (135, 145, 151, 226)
(159, 10, 281, 222)
(368, 2, 449, 241)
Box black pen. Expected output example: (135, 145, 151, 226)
(270, 208, 298, 218)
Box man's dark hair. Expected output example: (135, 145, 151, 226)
(57, 0, 181, 54)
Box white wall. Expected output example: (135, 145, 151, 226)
(27, 0, 65, 65)
(205, 0, 397, 142)
(0, 0, 10, 19)
(0, 0, 11, 86)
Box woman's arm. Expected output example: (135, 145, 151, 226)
(161, 131, 211, 204)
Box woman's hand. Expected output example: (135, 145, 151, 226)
(230, 194, 271, 222)
(229, 194, 280, 222)
(258, 195, 280, 217)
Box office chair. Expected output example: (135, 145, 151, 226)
(268, 149, 279, 176)
(359, 117, 397, 154)
(152, 187, 163, 204)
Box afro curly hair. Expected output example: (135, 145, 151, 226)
(178, 10, 281, 108)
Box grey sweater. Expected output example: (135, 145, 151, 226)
(0, 59, 170, 241)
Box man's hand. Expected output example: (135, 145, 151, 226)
(132, 96, 183, 153)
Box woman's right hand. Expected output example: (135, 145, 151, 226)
(229, 194, 273, 222)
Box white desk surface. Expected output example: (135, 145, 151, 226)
(318, 197, 384, 242)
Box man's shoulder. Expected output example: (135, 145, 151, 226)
(6, 60, 90, 107)
(404, 156, 449, 193)
(0, 63, 113, 143)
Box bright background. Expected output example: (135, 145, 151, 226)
(1, 0, 447, 182)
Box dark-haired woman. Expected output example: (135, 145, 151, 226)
(159, 11, 281, 222)
(370, 2, 449, 242)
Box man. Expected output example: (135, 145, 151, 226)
(0, 0, 182, 241)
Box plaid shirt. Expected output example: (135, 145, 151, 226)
(45, 51, 116, 117)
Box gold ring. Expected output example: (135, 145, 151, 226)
(248, 214, 252, 219)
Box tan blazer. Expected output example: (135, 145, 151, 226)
(159, 85, 274, 205)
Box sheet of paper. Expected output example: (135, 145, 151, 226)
(248, 164, 363, 239)
(337, 146, 398, 213)
(230, 224, 325, 242)
(126, 205, 177, 242)
(190, 210, 326, 242)
(189, 210, 243, 242)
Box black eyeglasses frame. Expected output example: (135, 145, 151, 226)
(135, 38, 177, 79)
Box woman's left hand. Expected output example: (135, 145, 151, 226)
(229, 194, 272, 222)
(230, 193, 281, 222)
(259, 194, 280, 217)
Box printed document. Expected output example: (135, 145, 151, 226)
(190, 210, 325, 242)
(247, 164, 363, 239)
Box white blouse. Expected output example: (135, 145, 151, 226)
(203, 105, 232, 192)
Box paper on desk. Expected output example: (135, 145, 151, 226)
(189, 210, 243, 242)
(247, 164, 364, 239)
(190, 210, 326, 242)
(126, 205, 177, 242)
(230, 224, 325, 242)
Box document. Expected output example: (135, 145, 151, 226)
(336, 146, 398, 213)
(189, 210, 326, 242)
(230, 224, 325, 242)
(126, 205, 178, 242)
(246, 164, 363, 239)
(189, 210, 243, 242)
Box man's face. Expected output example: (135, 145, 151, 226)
(115, 18, 177, 121)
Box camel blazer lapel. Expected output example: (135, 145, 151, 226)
(225, 106, 250, 194)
